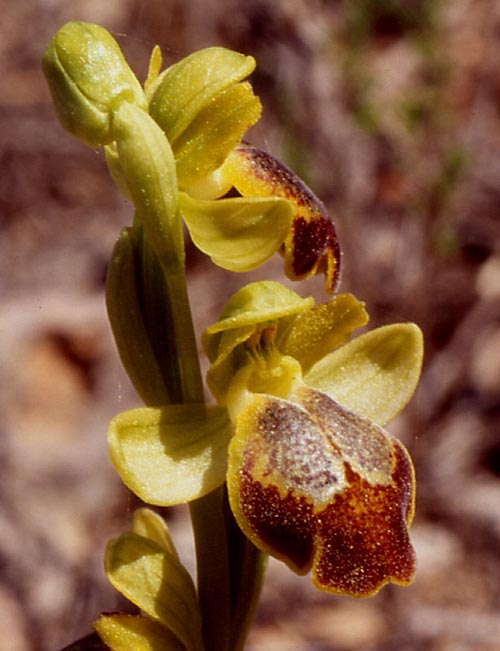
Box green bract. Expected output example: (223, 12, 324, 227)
(96, 509, 203, 651)
(112, 102, 184, 270)
(42, 21, 146, 146)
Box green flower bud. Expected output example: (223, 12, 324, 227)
(42, 21, 146, 146)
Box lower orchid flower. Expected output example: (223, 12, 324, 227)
(107, 281, 423, 598)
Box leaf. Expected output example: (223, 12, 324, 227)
(179, 192, 292, 272)
(105, 228, 171, 406)
(305, 323, 424, 426)
(112, 102, 184, 270)
(108, 404, 231, 505)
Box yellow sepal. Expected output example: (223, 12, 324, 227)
(180, 192, 292, 272)
(108, 404, 231, 505)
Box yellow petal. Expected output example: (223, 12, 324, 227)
(305, 323, 424, 426)
(279, 293, 369, 373)
(108, 404, 231, 505)
(105, 533, 202, 651)
(149, 47, 256, 143)
(95, 614, 184, 651)
(174, 82, 261, 189)
(179, 192, 292, 272)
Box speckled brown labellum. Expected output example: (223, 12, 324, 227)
(228, 386, 416, 597)
(224, 145, 342, 292)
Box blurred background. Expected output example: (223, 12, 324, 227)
(1, 1, 499, 649)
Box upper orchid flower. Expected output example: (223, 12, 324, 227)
(107, 281, 423, 597)
(44, 22, 340, 291)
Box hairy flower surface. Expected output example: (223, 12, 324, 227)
(108, 281, 423, 597)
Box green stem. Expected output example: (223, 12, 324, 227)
(190, 489, 232, 651)
(132, 223, 236, 651)
(112, 102, 264, 651)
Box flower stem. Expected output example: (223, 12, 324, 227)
(132, 222, 259, 651)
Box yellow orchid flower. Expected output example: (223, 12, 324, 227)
(144, 44, 342, 290)
(43, 22, 341, 291)
(108, 281, 423, 597)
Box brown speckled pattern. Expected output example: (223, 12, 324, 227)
(233, 145, 341, 292)
(232, 390, 416, 596)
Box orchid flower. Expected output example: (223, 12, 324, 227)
(43, 21, 339, 293)
(108, 281, 423, 597)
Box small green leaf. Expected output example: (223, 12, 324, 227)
(132, 508, 180, 560)
(108, 404, 231, 505)
(104, 143, 132, 199)
(305, 323, 424, 425)
(104, 533, 202, 651)
(95, 614, 184, 651)
(279, 293, 369, 373)
(174, 82, 261, 189)
(42, 21, 146, 146)
(179, 193, 292, 272)
(149, 47, 256, 144)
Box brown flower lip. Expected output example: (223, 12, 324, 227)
(229, 388, 416, 597)
(233, 144, 342, 293)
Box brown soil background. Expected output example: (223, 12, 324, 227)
(1, 1, 499, 650)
